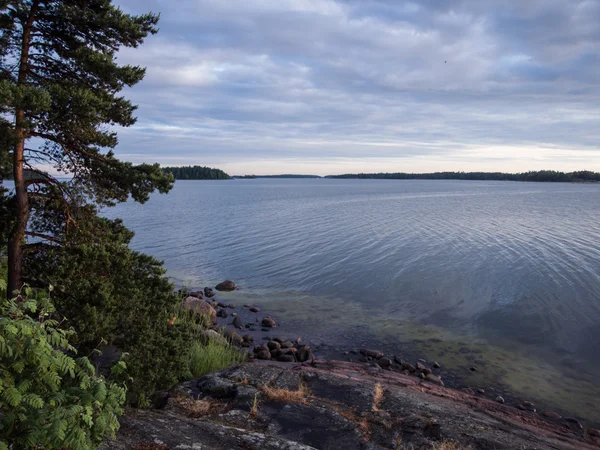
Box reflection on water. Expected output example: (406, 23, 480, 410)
(104, 179, 600, 420)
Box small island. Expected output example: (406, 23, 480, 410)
(162, 165, 231, 180)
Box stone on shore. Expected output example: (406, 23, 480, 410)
(215, 280, 237, 291)
(232, 316, 244, 329)
(204, 287, 215, 298)
(183, 297, 216, 322)
(189, 291, 204, 299)
(359, 348, 384, 359)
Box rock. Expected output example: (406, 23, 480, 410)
(465, 388, 475, 395)
(197, 375, 238, 399)
(477, 388, 485, 394)
(433, 361, 441, 369)
(495, 396, 505, 404)
(296, 346, 313, 363)
(240, 341, 251, 348)
(425, 374, 444, 385)
(232, 316, 244, 329)
(418, 358, 427, 364)
(189, 291, 204, 299)
(277, 354, 296, 363)
(216, 308, 228, 318)
(243, 304, 251, 308)
(422, 368, 432, 376)
(402, 362, 416, 373)
(360, 349, 384, 359)
(281, 341, 294, 349)
(543, 411, 562, 420)
(469, 366, 478, 372)
(564, 417, 583, 430)
(273, 336, 287, 343)
(270, 350, 280, 358)
(262, 318, 276, 328)
(223, 329, 243, 345)
(588, 428, 600, 438)
(261, 328, 270, 332)
(256, 350, 271, 360)
(379, 357, 392, 368)
(419, 372, 425, 379)
(267, 341, 281, 351)
(199, 330, 229, 346)
(242, 334, 254, 343)
(518, 403, 537, 413)
(227, 304, 236, 309)
(215, 280, 237, 291)
(416, 361, 427, 372)
(231, 312, 237, 317)
(217, 302, 227, 308)
(253, 344, 268, 353)
(249, 307, 260, 313)
(204, 287, 215, 298)
(183, 297, 216, 322)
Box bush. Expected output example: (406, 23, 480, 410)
(0, 285, 125, 450)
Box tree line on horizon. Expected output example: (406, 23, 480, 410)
(161, 165, 231, 180)
(326, 170, 600, 182)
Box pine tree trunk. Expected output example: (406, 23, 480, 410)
(7, 2, 38, 298)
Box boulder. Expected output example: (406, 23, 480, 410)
(359, 349, 384, 359)
(379, 357, 392, 368)
(189, 291, 204, 299)
(277, 354, 296, 363)
(249, 307, 260, 313)
(242, 334, 254, 343)
(223, 329, 243, 345)
(215, 280, 237, 291)
(200, 329, 229, 346)
(280, 341, 295, 349)
(425, 374, 444, 385)
(588, 428, 600, 438)
(256, 350, 271, 360)
(183, 297, 216, 322)
(495, 396, 505, 404)
(543, 411, 562, 420)
(296, 346, 313, 363)
(262, 318, 276, 328)
(204, 287, 215, 298)
(267, 341, 281, 351)
(216, 308, 228, 318)
(232, 316, 244, 329)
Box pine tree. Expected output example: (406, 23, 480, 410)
(0, 0, 172, 296)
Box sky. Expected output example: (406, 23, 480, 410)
(114, 0, 600, 176)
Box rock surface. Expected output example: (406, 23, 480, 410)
(101, 360, 597, 450)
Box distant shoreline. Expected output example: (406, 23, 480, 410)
(161, 168, 600, 182)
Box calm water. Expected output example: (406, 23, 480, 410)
(105, 179, 600, 420)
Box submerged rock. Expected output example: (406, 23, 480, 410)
(215, 280, 237, 291)
(262, 317, 276, 328)
(232, 316, 244, 329)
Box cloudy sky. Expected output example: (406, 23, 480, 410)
(115, 0, 600, 175)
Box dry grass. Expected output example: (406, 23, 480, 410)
(373, 383, 384, 412)
(249, 392, 260, 418)
(174, 396, 227, 418)
(259, 383, 310, 404)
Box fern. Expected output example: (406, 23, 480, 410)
(0, 289, 126, 449)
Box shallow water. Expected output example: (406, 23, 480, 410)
(104, 179, 600, 420)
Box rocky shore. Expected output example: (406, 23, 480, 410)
(142, 280, 600, 449)
(102, 359, 600, 449)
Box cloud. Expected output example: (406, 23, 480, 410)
(113, 0, 600, 174)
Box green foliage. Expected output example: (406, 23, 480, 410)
(0, 288, 125, 449)
(327, 170, 600, 182)
(187, 339, 247, 379)
(162, 165, 231, 180)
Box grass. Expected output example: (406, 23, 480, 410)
(259, 383, 310, 404)
(249, 393, 260, 418)
(188, 338, 247, 378)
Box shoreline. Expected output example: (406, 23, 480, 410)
(185, 282, 600, 433)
